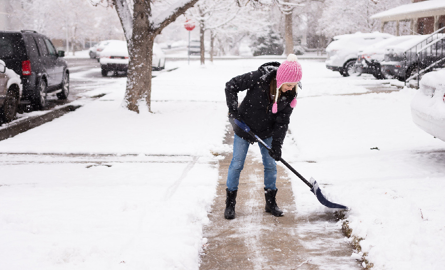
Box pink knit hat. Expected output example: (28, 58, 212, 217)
(272, 54, 302, 113)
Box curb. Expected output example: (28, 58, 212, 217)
(0, 105, 82, 141)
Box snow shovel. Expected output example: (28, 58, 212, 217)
(234, 119, 348, 210)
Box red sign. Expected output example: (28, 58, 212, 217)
(184, 19, 195, 31)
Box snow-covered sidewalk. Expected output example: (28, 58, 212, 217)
(0, 59, 444, 269)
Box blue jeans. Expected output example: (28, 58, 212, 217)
(226, 134, 277, 191)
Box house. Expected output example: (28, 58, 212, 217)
(371, 0, 445, 35)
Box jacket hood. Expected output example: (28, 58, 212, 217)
(258, 61, 280, 82)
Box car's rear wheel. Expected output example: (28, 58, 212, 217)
(101, 68, 108, 77)
(57, 72, 70, 100)
(342, 60, 360, 77)
(34, 79, 47, 110)
(89, 51, 95, 59)
(0, 88, 19, 123)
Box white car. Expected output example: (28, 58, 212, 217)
(99, 40, 129, 76)
(411, 69, 445, 142)
(325, 32, 393, 77)
(89, 44, 99, 59)
(100, 41, 166, 76)
(95, 40, 122, 60)
(0, 59, 22, 123)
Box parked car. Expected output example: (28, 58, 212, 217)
(355, 35, 418, 79)
(0, 30, 69, 109)
(325, 32, 393, 77)
(411, 69, 445, 142)
(99, 40, 129, 76)
(381, 35, 445, 81)
(89, 43, 99, 59)
(95, 40, 121, 61)
(100, 41, 166, 76)
(0, 59, 22, 123)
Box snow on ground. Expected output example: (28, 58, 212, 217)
(286, 62, 445, 269)
(0, 58, 444, 269)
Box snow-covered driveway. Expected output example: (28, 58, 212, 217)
(0, 58, 444, 269)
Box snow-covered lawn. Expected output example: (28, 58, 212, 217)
(0, 59, 444, 269)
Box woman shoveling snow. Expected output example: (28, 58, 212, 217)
(224, 54, 303, 219)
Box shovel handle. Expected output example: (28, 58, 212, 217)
(278, 158, 313, 189)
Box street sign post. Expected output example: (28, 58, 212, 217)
(184, 19, 196, 65)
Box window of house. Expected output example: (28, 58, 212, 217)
(419, 21, 425, 35)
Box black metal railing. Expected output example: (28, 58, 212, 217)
(403, 26, 445, 87)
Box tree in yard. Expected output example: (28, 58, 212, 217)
(186, 0, 240, 64)
(273, 0, 305, 55)
(317, 0, 412, 39)
(9, 0, 123, 53)
(91, 0, 200, 113)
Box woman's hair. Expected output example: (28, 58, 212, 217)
(270, 78, 296, 101)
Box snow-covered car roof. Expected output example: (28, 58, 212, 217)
(100, 41, 164, 58)
(100, 40, 128, 57)
(327, 32, 393, 51)
(360, 35, 419, 55)
(420, 68, 445, 90)
(385, 35, 437, 53)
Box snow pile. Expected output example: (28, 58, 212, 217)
(287, 67, 445, 269)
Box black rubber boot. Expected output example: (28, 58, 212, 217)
(265, 188, 284, 217)
(224, 188, 237, 219)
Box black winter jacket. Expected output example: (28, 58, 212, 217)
(225, 62, 297, 146)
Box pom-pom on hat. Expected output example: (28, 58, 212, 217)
(272, 54, 302, 113)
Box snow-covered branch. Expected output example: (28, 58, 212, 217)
(113, 0, 133, 41)
(152, 0, 200, 33)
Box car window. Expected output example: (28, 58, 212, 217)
(0, 33, 26, 60)
(23, 35, 39, 58)
(44, 38, 57, 56)
(36, 37, 49, 56)
(0, 38, 15, 59)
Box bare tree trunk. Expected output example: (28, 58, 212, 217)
(124, 0, 153, 113)
(284, 3, 293, 55)
(109, 0, 200, 113)
(199, 20, 205, 65)
(210, 31, 215, 63)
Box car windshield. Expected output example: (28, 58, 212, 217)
(0, 33, 26, 60)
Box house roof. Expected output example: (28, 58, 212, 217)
(371, 0, 445, 22)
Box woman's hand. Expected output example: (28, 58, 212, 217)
(268, 142, 282, 161)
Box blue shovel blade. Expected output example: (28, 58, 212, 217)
(310, 178, 348, 210)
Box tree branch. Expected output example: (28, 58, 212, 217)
(112, 0, 133, 41)
(152, 0, 200, 35)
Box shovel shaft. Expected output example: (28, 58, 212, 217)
(279, 158, 313, 189)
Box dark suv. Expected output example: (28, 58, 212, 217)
(0, 30, 69, 109)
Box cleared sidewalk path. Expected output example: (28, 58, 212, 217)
(200, 130, 360, 270)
